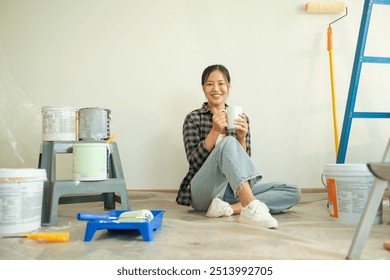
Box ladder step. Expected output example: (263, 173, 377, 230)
(372, 0, 390, 5)
(353, 112, 390, 118)
(362, 56, 390, 64)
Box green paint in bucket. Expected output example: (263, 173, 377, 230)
(73, 143, 108, 181)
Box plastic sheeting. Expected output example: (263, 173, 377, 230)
(1, 191, 390, 260)
(0, 47, 41, 168)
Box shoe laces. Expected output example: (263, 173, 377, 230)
(248, 200, 270, 216)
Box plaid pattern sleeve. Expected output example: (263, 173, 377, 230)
(176, 103, 252, 206)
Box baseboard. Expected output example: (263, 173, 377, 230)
(301, 187, 327, 193)
(128, 188, 328, 194)
(128, 189, 177, 193)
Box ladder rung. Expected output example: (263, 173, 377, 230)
(362, 56, 390, 64)
(372, 0, 390, 5)
(353, 112, 390, 118)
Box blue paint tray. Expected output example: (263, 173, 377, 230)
(77, 210, 165, 242)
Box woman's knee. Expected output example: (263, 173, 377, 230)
(281, 183, 302, 205)
(221, 136, 239, 147)
(190, 199, 210, 211)
(217, 136, 245, 156)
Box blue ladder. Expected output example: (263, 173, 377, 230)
(337, 0, 390, 163)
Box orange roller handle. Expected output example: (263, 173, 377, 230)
(327, 26, 333, 51)
(24, 232, 70, 242)
(327, 24, 339, 156)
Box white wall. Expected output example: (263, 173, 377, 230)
(0, 0, 389, 190)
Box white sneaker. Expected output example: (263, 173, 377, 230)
(206, 198, 233, 218)
(239, 200, 278, 229)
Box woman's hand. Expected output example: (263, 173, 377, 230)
(235, 113, 248, 141)
(204, 110, 227, 152)
(212, 110, 227, 134)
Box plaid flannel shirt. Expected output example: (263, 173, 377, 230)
(176, 102, 251, 206)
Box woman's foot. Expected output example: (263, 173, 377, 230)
(239, 199, 278, 229)
(206, 198, 233, 217)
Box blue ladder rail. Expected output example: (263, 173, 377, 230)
(336, 0, 390, 163)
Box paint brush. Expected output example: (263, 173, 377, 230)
(2, 232, 70, 242)
(105, 134, 116, 144)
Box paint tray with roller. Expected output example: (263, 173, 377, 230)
(77, 209, 165, 242)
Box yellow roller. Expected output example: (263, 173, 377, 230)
(306, 1, 347, 156)
(306, 1, 346, 13)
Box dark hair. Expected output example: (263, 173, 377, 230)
(201, 64, 231, 86)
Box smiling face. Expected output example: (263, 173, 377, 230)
(202, 69, 230, 111)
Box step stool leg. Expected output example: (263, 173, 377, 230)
(104, 193, 116, 210)
(39, 142, 55, 225)
(47, 186, 61, 226)
(119, 190, 130, 210)
(347, 179, 387, 259)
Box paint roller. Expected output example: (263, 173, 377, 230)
(306, 1, 347, 156)
(305, 1, 346, 13)
(2, 232, 70, 242)
(77, 210, 154, 223)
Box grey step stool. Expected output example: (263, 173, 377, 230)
(38, 141, 130, 225)
(347, 138, 390, 259)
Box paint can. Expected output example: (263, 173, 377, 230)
(73, 143, 108, 181)
(323, 164, 382, 224)
(0, 168, 47, 234)
(41, 106, 78, 141)
(78, 107, 111, 141)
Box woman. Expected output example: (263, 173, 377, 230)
(176, 64, 301, 229)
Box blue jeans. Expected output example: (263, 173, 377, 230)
(190, 136, 301, 213)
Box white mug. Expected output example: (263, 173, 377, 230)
(222, 106, 243, 129)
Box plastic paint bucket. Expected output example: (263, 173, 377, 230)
(41, 106, 78, 141)
(323, 164, 382, 224)
(73, 143, 108, 181)
(78, 107, 111, 141)
(0, 168, 47, 234)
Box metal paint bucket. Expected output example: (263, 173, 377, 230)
(78, 107, 111, 141)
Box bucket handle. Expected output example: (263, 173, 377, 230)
(321, 173, 327, 188)
(321, 173, 330, 209)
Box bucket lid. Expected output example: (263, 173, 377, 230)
(41, 106, 78, 112)
(79, 107, 111, 112)
(0, 168, 47, 182)
(323, 163, 372, 175)
(73, 143, 108, 147)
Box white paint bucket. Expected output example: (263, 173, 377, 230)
(78, 107, 111, 141)
(73, 143, 108, 181)
(0, 168, 47, 234)
(41, 106, 78, 141)
(323, 164, 382, 224)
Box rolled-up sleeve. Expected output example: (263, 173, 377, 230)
(183, 114, 210, 173)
